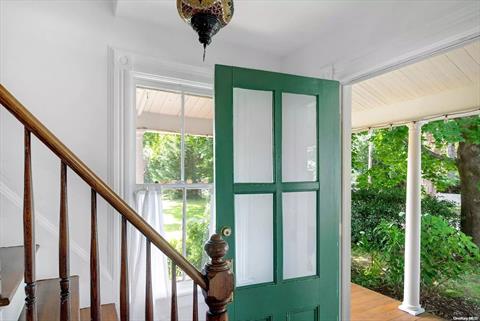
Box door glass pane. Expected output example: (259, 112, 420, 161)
(234, 88, 273, 183)
(283, 191, 317, 279)
(282, 93, 317, 182)
(235, 194, 273, 286)
(184, 93, 214, 183)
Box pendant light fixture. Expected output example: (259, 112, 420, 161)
(177, 0, 234, 61)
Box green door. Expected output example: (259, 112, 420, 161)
(214, 65, 340, 321)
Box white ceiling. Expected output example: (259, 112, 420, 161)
(114, 0, 480, 58)
(117, 1, 480, 129)
(136, 88, 213, 119)
(352, 41, 480, 129)
(135, 87, 214, 135)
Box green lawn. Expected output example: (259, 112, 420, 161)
(444, 272, 480, 305)
(162, 197, 210, 241)
(162, 196, 211, 273)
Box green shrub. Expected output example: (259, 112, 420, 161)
(168, 220, 210, 277)
(420, 216, 479, 289)
(352, 188, 458, 243)
(353, 215, 480, 295)
(186, 220, 210, 270)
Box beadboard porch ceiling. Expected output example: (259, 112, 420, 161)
(352, 40, 480, 130)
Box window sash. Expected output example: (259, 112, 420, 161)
(135, 86, 214, 280)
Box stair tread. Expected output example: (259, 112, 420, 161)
(80, 303, 118, 321)
(18, 276, 80, 321)
(0, 246, 26, 307)
(0, 245, 40, 307)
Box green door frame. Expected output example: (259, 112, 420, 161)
(215, 65, 341, 321)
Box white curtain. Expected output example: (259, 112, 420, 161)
(129, 188, 169, 321)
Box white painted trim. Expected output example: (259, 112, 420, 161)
(0, 177, 113, 281)
(111, 48, 351, 318)
(340, 30, 480, 85)
(340, 85, 352, 321)
(109, 47, 213, 204)
(108, 47, 134, 310)
(0, 0, 4, 84)
(134, 72, 212, 94)
(336, 30, 480, 321)
(353, 106, 480, 133)
(0, 0, 5, 248)
(136, 183, 213, 190)
(112, 0, 119, 16)
(108, 47, 213, 310)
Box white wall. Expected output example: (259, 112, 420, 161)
(0, 0, 281, 309)
(280, 1, 479, 81)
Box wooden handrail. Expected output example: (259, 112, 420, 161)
(0, 84, 207, 290)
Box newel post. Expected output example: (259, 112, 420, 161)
(203, 234, 234, 321)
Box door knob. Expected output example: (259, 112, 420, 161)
(221, 226, 232, 237)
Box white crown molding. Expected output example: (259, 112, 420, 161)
(0, 175, 113, 281)
(111, 47, 213, 83)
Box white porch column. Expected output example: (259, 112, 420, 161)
(399, 122, 425, 316)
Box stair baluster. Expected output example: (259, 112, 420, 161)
(120, 217, 130, 321)
(171, 263, 178, 321)
(145, 240, 153, 321)
(90, 190, 101, 321)
(192, 283, 198, 321)
(23, 128, 37, 321)
(59, 161, 70, 321)
(0, 86, 235, 321)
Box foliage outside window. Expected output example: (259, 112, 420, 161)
(351, 116, 480, 318)
(137, 87, 214, 279)
(143, 132, 213, 185)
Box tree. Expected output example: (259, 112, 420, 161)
(142, 132, 213, 186)
(352, 126, 456, 191)
(352, 116, 480, 246)
(425, 117, 480, 246)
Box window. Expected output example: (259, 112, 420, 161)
(135, 86, 214, 278)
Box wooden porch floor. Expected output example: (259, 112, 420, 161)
(351, 284, 443, 321)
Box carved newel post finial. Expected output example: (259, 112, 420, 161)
(203, 234, 234, 321)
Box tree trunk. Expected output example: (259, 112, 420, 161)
(457, 141, 480, 247)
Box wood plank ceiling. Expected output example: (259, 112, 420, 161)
(135, 41, 479, 132)
(352, 41, 480, 130)
(135, 88, 213, 120)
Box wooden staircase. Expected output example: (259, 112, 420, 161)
(0, 249, 118, 321)
(18, 276, 81, 321)
(80, 305, 118, 321)
(0, 246, 27, 308)
(0, 84, 234, 321)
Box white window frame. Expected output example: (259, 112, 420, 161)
(135, 82, 215, 277)
(109, 33, 478, 318)
(109, 47, 213, 302)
